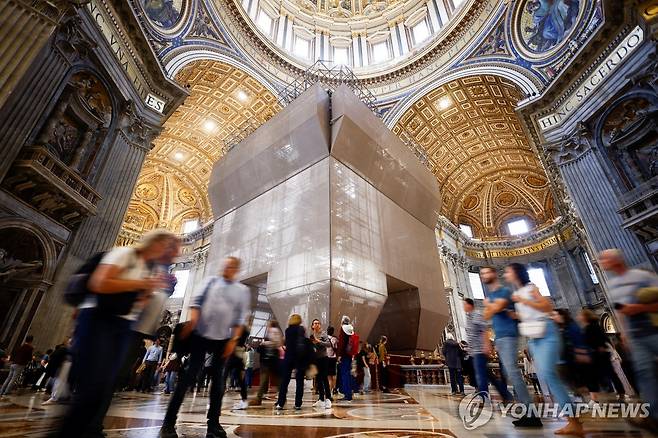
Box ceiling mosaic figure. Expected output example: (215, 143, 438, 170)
(142, 0, 185, 28)
(519, 0, 581, 53)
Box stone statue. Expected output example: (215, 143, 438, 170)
(0, 248, 43, 282)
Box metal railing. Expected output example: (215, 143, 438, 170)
(278, 60, 381, 117)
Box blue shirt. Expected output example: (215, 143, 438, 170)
(191, 276, 251, 341)
(486, 286, 518, 339)
(144, 345, 163, 363)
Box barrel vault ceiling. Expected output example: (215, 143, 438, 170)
(119, 60, 281, 239)
(393, 75, 556, 238)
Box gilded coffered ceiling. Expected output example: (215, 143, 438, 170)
(393, 75, 556, 238)
(119, 60, 281, 238)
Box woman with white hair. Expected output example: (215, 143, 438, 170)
(55, 229, 177, 438)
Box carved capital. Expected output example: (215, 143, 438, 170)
(55, 14, 97, 62)
(119, 101, 159, 149)
(543, 123, 592, 165)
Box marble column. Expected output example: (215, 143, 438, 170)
(0, 1, 72, 111)
(545, 125, 650, 268)
(0, 11, 90, 181)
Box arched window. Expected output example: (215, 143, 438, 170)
(459, 223, 473, 238)
(507, 217, 530, 236)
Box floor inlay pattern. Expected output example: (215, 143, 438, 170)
(0, 386, 655, 437)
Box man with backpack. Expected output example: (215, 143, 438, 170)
(337, 316, 358, 402)
(160, 256, 251, 438)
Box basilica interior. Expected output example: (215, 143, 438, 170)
(1, 0, 658, 437)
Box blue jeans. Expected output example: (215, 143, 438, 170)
(528, 322, 572, 411)
(473, 353, 512, 401)
(339, 357, 353, 400)
(164, 371, 177, 393)
(0, 363, 25, 395)
(495, 336, 531, 404)
(628, 332, 658, 420)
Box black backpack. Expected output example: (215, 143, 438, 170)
(63, 252, 106, 307)
(63, 251, 140, 316)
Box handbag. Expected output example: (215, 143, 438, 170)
(519, 320, 547, 339)
(305, 364, 318, 379)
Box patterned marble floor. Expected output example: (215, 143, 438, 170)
(0, 384, 655, 437)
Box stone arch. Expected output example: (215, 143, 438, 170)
(162, 47, 282, 97)
(0, 218, 58, 351)
(384, 65, 541, 128)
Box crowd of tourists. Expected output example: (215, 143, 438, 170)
(456, 253, 658, 436)
(0, 229, 394, 438)
(0, 230, 657, 438)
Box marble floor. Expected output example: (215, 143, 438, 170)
(0, 384, 655, 437)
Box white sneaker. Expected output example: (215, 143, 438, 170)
(324, 399, 332, 409)
(42, 398, 57, 405)
(233, 400, 248, 410)
(313, 400, 325, 409)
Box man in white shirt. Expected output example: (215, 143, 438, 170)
(160, 257, 251, 438)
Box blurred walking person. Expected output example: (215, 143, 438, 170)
(54, 230, 176, 438)
(463, 298, 512, 401)
(481, 266, 539, 427)
(377, 336, 389, 393)
(160, 256, 251, 438)
(250, 320, 283, 406)
(0, 335, 34, 397)
(599, 249, 658, 432)
(507, 262, 583, 436)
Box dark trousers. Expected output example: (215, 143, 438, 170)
(139, 361, 158, 391)
(256, 360, 279, 401)
(163, 335, 228, 428)
(379, 363, 389, 390)
(473, 353, 512, 401)
(55, 308, 131, 437)
(448, 367, 464, 393)
(115, 332, 143, 390)
(276, 359, 305, 408)
(224, 356, 247, 400)
(338, 357, 353, 400)
(315, 357, 332, 401)
(245, 368, 253, 388)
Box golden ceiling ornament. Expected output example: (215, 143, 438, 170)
(177, 188, 196, 206)
(495, 191, 517, 208)
(118, 60, 281, 238)
(393, 74, 556, 238)
(135, 182, 159, 201)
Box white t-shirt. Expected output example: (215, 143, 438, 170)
(513, 283, 548, 323)
(79, 247, 149, 320)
